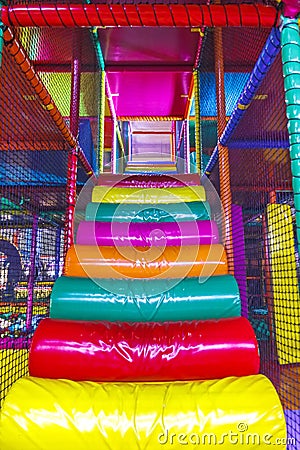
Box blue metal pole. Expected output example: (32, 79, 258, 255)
(225, 139, 290, 149)
(26, 214, 38, 332)
(54, 227, 62, 279)
(184, 119, 190, 173)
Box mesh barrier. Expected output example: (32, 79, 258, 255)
(0, 1, 299, 449)
(0, 23, 97, 405)
(200, 27, 299, 448)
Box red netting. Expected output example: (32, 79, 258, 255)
(0, 20, 98, 405)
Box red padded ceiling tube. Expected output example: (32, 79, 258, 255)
(2, 4, 278, 28)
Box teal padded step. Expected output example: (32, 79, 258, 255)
(50, 275, 240, 322)
(85, 201, 211, 223)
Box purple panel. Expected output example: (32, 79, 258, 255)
(106, 71, 192, 117)
(132, 133, 170, 157)
(98, 28, 198, 118)
(282, 0, 300, 18)
(0, 337, 30, 349)
(232, 204, 248, 318)
(76, 220, 219, 247)
(284, 410, 300, 449)
(98, 28, 199, 66)
(97, 174, 201, 187)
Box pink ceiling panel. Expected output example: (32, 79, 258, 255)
(98, 28, 199, 66)
(106, 71, 192, 117)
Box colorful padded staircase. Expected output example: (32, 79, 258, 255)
(0, 174, 286, 449)
(125, 160, 177, 174)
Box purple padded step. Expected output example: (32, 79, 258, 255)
(76, 220, 219, 247)
(96, 174, 201, 188)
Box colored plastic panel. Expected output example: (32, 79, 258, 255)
(106, 71, 192, 117)
(38, 72, 101, 117)
(267, 203, 300, 364)
(200, 73, 249, 116)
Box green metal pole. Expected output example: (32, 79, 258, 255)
(85, 1, 106, 174)
(0, 2, 6, 68)
(281, 17, 300, 251)
(193, 69, 202, 174)
(0, 25, 3, 68)
(91, 28, 105, 174)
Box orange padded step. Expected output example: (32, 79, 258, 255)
(64, 244, 228, 279)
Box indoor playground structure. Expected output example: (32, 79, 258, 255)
(0, 0, 299, 449)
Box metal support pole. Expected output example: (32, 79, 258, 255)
(281, 17, 300, 253)
(70, 30, 81, 138)
(123, 121, 129, 160)
(26, 213, 38, 332)
(87, 20, 105, 175)
(171, 121, 176, 162)
(98, 70, 105, 173)
(0, 18, 3, 67)
(64, 32, 81, 260)
(115, 122, 120, 174)
(54, 227, 62, 279)
(128, 122, 132, 162)
(64, 146, 78, 261)
(112, 120, 117, 174)
(193, 69, 202, 174)
(184, 119, 190, 174)
(214, 26, 234, 275)
(0, 1, 6, 68)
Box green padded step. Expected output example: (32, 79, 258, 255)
(50, 275, 240, 322)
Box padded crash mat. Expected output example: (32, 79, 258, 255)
(29, 317, 259, 381)
(50, 274, 240, 321)
(64, 244, 227, 279)
(76, 220, 219, 247)
(97, 174, 201, 187)
(91, 186, 206, 203)
(85, 201, 211, 223)
(0, 375, 286, 450)
(267, 203, 300, 364)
